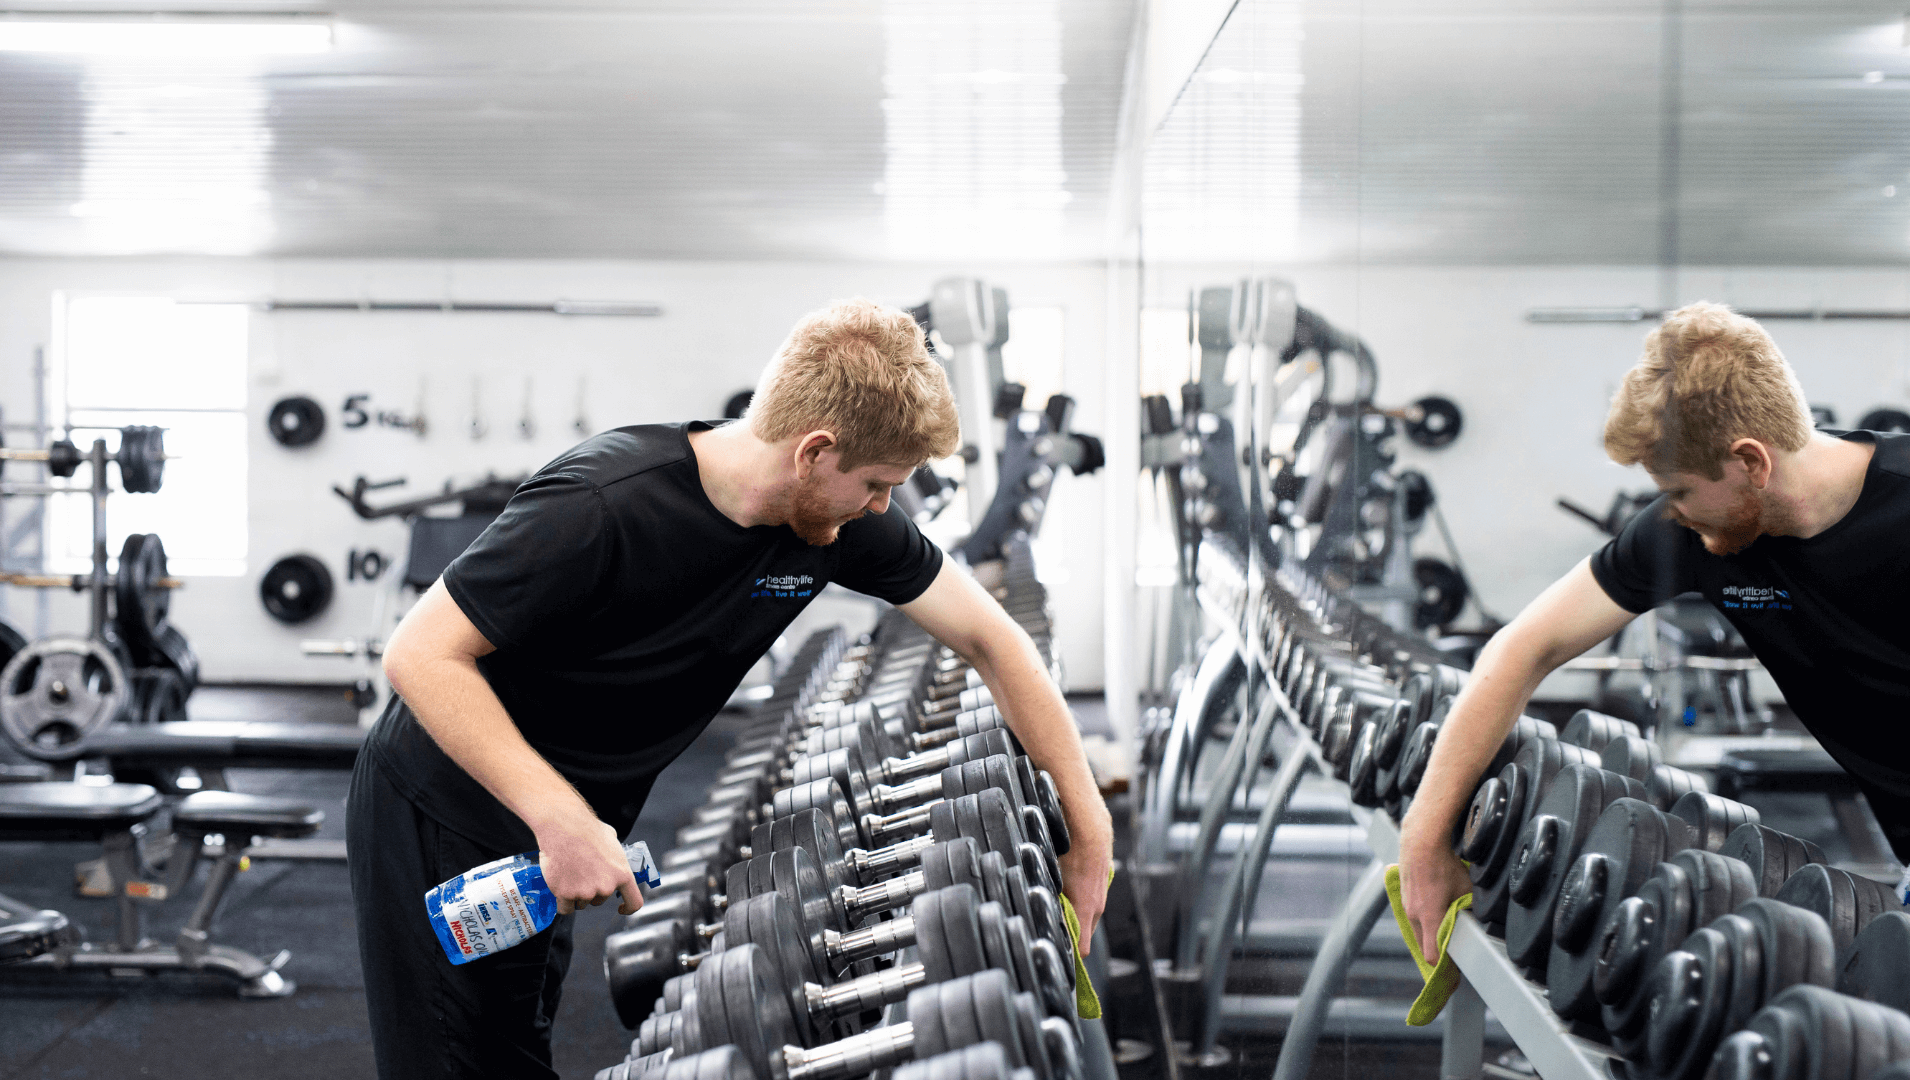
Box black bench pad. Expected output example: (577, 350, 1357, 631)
(85, 720, 364, 771)
(172, 790, 323, 839)
(0, 782, 163, 841)
(1714, 747, 1859, 797)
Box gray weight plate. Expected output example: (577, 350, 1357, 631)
(1841, 910, 1910, 1014)
(1737, 896, 1836, 1007)
(1669, 791, 1761, 853)
(1720, 823, 1827, 898)
(1011, 991, 1049, 1080)
(0, 637, 130, 761)
(1504, 764, 1645, 968)
(1547, 797, 1684, 1023)
(979, 851, 1013, 911)
(1002, 913, 1040, 999)
(767, 848, 835, 979)
(978, 900, 1013, 979)
(924, 836, 985, 895)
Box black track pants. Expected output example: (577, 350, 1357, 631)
(347, 749, 576, 1080)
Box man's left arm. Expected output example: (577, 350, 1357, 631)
(899, 560, 1115, 951)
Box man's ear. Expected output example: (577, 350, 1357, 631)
(792, 430, 838, 479)
(1730, 438, 1775, 488)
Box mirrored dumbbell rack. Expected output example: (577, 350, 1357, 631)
(1137, 537, 1615, 1080)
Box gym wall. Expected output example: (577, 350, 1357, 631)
(0, 258, 1109, 688)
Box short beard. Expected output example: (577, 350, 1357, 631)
(1667, 489, 1763, 556)
(788, 476, 868, 547)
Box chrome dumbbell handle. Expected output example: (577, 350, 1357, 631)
(777, 1021, 915, 1080)
(822, 914, 917, 966)
(838, 869, 925, 923)
(801, 965, 929, 1023)
(847, 833, 936, 880)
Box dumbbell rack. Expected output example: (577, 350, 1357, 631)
(1150, 544, 1615, 1080)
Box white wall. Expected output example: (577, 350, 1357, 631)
(0, 258, 1109, 687)
(1141, 263, 1910, 627)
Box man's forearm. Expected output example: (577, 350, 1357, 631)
(1397, 634, 1553, 856)
(387, 653, 592, 834)
(958, 627, 1108, 848)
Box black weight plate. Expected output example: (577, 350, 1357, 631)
(113, 533, 169, 659)
(1348, 721, 1383, 808)
(894, 1044, 1011, 1080)
(771, 780, 859, 856)
(979, 851, 1012, 911)
(972, 973, 1022, 1073)
(149, 623, 200, 691)
(974, 789, 1024, 863)
(1002, 912, 1040, 998)
(1016, 843, 1055, 897)
(977, 900, 1012, 979)
(767, 848, 835, 978)
(1405, 395, 1463, 449)
(1647, 765, 1709, 812)
(1859, 408, 1910, 434)
(924, 836, 985, 895)
(259, 554, 333, 625)
(1413, 559, 1467, 630)
(1023, 886, 1072, 972)
(1547, 797, 1682, 1022)
(1841, 910, 1910, 1014)
(1670, 791, 1761, 854)
(1028, 936, 1074, 1020)
(267, 395, 326, 447)
(743, 891, 827, 1045)
(1645, 926, 1739, 1080)
(1599, 735, 1662, 784)
(1002, 865, 1032, 924)
(1504, 764, 1644, 968)
(1017, 809, 1062, 897)
(1720, 823, 1828, 899)
(1598, 884, 1678, 1043)
(1738, 896, 1837, 1007)
(1776, 864, 1862, 957)
(943, 970, 989, 1057)
(1560, 710, 1640, 755)
(1029, 770, 1069, 855)
(1709, 1003, 1809, 1080)
(604, 917, 696, 1028)
(1481, 716, 1555, 789)
(1012, 992, 1050, 1080)
(1396, 721, 1440, 798)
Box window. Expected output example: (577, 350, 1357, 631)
(998, 305, 1066, 412)
(1140, 306, 1194, 398)
(48, 296, 249, 576)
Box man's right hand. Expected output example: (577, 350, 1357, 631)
(534, 810, 643, 917)
(1398, 840, 1474, 964)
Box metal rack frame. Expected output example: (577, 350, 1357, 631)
(1186, 576, 1619, 1080)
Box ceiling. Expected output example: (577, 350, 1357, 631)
(0, 0, 1134, 260)
(1145, 0, 1910, 265)
(7, 1, 1910, 266)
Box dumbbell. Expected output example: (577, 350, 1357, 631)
(1709, 984, 1910, 1080)
(1594, 734, 1713, 811)
(1838, 910, 1910, 1016)
(614, 833, 1073, 1027)
(1773, 863, 1905, 967)
(1502, 762, 1649, 967)
(638, 887, 1075, 1057)
(1544, 791, 1761, 1022)
(1592, 848, 1759, 1054)
(1636, 897, 1837, 1080)
(601, 1037, 1040, 1080)
(1560, 709, 1642, 756)
(740, 802, 1074, 985)
(1318, 692, 1403, 782)
(711, 725, 1022, 837)
(770, 753, 1068, 863)
(1720, 823, 1829, 898)
(1458, 737, 1602, 924)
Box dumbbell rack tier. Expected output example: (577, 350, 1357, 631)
(1161, 545, 1615, 1080)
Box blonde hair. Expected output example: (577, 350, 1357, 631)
(748, 298, 961, 469)
(1603, 301, 1813, 479)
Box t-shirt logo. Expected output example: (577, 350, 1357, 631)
(1719, 584, 1793, 612)
(753, 573, 815, 599)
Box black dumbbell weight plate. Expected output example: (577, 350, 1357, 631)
(923, 836, 986, 896)
(115, 425, 166, 494)
(1644, 915, 1759, 1080)
(1719, 823, 1827, 899)
(1347, 722, 1383, 808)
(1547, 797, 1687, 1022)
(1599, 735, 1662, 784)
(1841, 910, 1910, 1014)
(1737, 896, 1836, 1006)
(732, 891, 830, 1045)
(766, 848, 836, 976)
(916, 885, 986, 986)
(1503, 764, 1645, 968)
(1669, 791, 1760, 853)
(260, 554, 333, 624)
(770, 779, 859, 856)
(605, 916, 699, 1028)
(1012, 990, 1053, 1080)
(113, 533, 171, 662)
(695, 943, 797, 1064)
(267, 395, 326, 447)
(1647, 764, 1708, 812)
(1560, 710, 1640, 755)
(1775, 863, 1899, 962)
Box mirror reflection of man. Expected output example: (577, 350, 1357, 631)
(1397, 302, 1909, 958)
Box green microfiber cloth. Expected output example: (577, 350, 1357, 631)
(1057, 867, 1117, 1020)
(1383, 863, 1473, 1026)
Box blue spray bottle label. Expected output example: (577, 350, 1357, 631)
(425, 840, 660, 965)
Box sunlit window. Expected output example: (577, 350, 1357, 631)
(998, 305, 1071, 584)
(48, 296, 249, 576)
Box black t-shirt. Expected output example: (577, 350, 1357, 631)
(1589, 430, 1910, 796)
(365, 421, 945, 849)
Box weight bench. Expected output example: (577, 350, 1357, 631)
(0, 781, 322, 997)
(1713, 747, 1899, 869)
(82, 720, 365, 794)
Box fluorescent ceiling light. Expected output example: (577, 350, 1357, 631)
(0, 13, 333, 56)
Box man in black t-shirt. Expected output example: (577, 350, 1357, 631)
(1395, 301, 1909, 961)
(346, 298, 1114, 1079)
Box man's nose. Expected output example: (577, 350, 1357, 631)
(869, 491, 891, 515)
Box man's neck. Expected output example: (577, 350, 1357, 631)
(1766, 432, 1875, 539)
(686, 423, 792, 529)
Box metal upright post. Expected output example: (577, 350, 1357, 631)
(88, 438, 108, 641)
(1268, 856, 1392, 1080)
(1441, 977, 1486, 1080)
